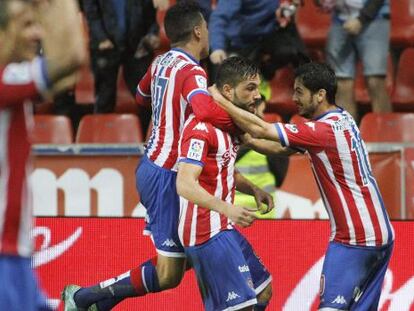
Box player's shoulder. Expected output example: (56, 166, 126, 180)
(184, 118, 215, 139)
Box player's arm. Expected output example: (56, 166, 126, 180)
(183, 71, 237, 133)
(242, 133, 297, 156)
(136, 67, 152, 108)
(209, 84, 280, 141)
(177, 162, 256, 228)
(234, 170, 274, 214)
(38, 0, 86, 93)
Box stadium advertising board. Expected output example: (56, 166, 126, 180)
(33, 152, 405, 219)
(35, 218, 414, 310)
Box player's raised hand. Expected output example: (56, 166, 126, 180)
(252, 187, 274, 214)
(225, 205, 257, 228)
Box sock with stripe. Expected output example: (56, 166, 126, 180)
(74, 257, 160, 308)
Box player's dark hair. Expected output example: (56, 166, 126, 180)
(216, 56, 260, 89)
(164, 1, 203, 45)
(294, 62, 337, 104)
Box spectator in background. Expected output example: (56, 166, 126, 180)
(208, 0, 308, 89)
(316, 0, 391, 121)
(0, 0, 85, 310)
(235, 96, 289, 219)
(153, 0, 213, 20)
(82, 0, 159, 132)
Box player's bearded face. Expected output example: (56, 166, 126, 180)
(293, 78, 318, 119)
(232, 75, 261, 114)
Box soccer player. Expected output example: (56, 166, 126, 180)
(0, 0, 85, 310)
(176, 57, 273, 311)
(210, 62, 394, 310)
(62, 2, 253, 310)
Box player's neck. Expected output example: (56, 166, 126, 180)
(172, 42, 201, 62)
(312, 102, 338, 119)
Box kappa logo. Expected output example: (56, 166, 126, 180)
(226, 291, 240, 302)
(161, 239, 178, 247)
(305, 122, 316, 131)
(332, 295, 347, 305)
(193, 122, 208, 132)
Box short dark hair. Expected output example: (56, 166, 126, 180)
(164, 1, 203, 45)
(294, 62, 337, 104)
(216, 56, 260, 89)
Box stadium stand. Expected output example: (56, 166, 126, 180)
(359, 112, 414, 143)
(33, 115, 74, 144)
(392, 48, 414, 110)
(268, 66, 297, 115)
(76, 114, 143, 143)
(296, 1, 330, 48)
(390, 0, 414, 48)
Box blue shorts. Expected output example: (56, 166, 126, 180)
(136, 156, 185, 257)
(326, 18, 389, 78)
(0, 255, 51, 311)
(185, 230, 272, 311)
(319, 241, 393, 310)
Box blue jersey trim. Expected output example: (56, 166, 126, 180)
(313, 107, 344, 121)
(179, 158, 204, 167)
(188, 89, 209, 103)
(171, 48, 199, 65)
(275, 123, 286, 147)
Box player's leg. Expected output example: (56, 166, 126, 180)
(185, 230, 257, 311)
(63, 157, 187, 310)
(325, 21, 358, 120)
(232, 229, 272, 310)
(318, 241, 393, 311)
(357, 17, 391, 115)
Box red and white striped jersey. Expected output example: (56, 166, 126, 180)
(0, 58, 47, 257)
(276, 108, 394, 247)
(178, 115, 239, 247)
(136, 48, 235, 171)
(137, 48, 208, 170)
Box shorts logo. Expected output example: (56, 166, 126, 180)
(161, 239, 177, 247)
(331, 295, 347, 305)
(238, 265, 250, 273)
(187, 139, 205, 161)
(226, 291, 240, 302)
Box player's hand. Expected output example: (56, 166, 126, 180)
(210, 49, 227, 64)
(152, 0, 169, 10)
(252, 187, 274, 214)
(225, 205, 257, 228)
(98, 39, 114, 50)
(343, 18, 362, 35)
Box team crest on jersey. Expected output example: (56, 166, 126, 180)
(193, 122, 208, 132)
(187, 139, 205, 161)
(285, 124, 298, 133)
(195, 75, 207, 90)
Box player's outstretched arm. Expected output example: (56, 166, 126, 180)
(37, 0, 86, 93)
(241, 133, 297, 156)
(209, 85, 280, 141)
(234, 171, 274, 214)
(177, 162, 257, 228)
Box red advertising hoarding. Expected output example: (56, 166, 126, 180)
(35, 218, 414, 310)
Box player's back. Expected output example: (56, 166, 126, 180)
(178, 115, 239, 246)
(144, 48, 207, 171)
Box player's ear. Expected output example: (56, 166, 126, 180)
(317, 89, 326, 103)
(222, 84, 233, 101)
(193, 25, 202, 40)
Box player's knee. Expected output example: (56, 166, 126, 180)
(257, 283, 272, 303)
